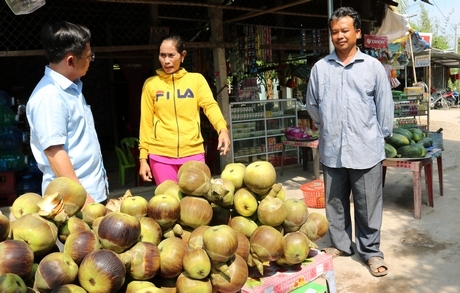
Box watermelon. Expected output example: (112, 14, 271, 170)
(417, 138, 433, 148)
(385, 143, 397, 158)
(397, 144, 427, 158)
(385, 133, 411, 149)
(408, 128, 425, 142)
(392, 128, 413, 141)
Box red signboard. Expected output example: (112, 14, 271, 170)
(418, 32, 432, 46)
(364, 34, 388, 49)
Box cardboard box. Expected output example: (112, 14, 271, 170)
(404, 87, 424, 95)
(242, 252, 333, 293)
(292, 281, 328, 293)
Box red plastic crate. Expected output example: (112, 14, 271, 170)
(0, 192, 17, 207)
(284, 156, 298, 165)
(0, 172, 15, 194)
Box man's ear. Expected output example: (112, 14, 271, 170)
(356, 29, 362, 39)
(66, 54, 75, 68)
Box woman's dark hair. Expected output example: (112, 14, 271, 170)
(41, 21, 91, 63)
(158, 34, 186, 53)
(328, 7, 361, 31)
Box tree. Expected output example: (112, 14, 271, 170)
(395, 1, 453, 50)
(395, 0, 409, 14)
(395, 1, 458, 90)
(410, 4, 451, 50)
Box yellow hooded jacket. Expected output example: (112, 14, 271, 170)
(139, 68, 227, 159)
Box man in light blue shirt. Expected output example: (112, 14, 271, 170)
(306, 7, 393, 277)
(26, 21, 108, 204)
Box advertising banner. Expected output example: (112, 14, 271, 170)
(364, 35, 388, 49)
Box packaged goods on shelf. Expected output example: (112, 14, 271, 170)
(0, 126, 23, 150)
(0, 150, 25, 172)
(404, 87, 424, 95)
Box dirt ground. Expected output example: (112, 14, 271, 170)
(278, 108, 460, 293)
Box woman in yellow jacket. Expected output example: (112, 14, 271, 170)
(139, 35, 231, 184)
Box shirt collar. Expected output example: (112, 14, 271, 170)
(326, 47, 366, 65)
(45, 66, 83, 93)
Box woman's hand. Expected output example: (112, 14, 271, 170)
(218, 129, 231, 155)
(139, 159, 153, 182)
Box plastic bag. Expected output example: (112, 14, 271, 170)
(4, 0, 46, 15)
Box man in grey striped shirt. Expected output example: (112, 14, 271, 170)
(306, 6, 393, 277)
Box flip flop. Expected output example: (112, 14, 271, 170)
(320, 247, 353, 258)
(367, 256, 389, 277)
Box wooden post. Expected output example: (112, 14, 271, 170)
(208, 0, 231, 171)
(149, 4, 161, 70)
(360, 0, 371, 48)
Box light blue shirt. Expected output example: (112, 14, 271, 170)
(306, 48, 394, 169)
(26, 66, 108, 202)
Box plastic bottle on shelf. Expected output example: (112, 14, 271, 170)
(16, 174, 41, 195)
(2, 105, 17, 126)
(0, 149, 25, 172)
(17, 175, 32, 195)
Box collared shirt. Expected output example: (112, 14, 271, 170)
(306, 48, 394, 169)
(26, 66, 108, 202)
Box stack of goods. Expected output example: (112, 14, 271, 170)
(385, 127, 433, 159)
(0, 160, 329, 292)
(0, 91, 23, 206)
(282, 126, 319, 141)
(0, 91, 25, 173)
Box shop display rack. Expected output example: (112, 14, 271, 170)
(392, 87, 429, 133)
(229, 99, 298, 167)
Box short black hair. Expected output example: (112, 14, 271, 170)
(41, 21, 91, 63)
(328, 7, 361, 31)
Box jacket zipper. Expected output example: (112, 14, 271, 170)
(172, 74, 180, 158)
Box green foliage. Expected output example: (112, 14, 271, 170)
(409, 4, 453, 50)
(395, 1, 459, 90)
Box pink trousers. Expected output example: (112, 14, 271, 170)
(149, 153, 205, 185)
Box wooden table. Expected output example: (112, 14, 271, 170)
(382, 149, 443, 219)
(280, 139, 320, 180)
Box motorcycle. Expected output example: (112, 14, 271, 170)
(445, 89, 460, 107)
(430, 89, 450, 110)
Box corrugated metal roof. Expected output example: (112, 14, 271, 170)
(415, 48, 460, 68)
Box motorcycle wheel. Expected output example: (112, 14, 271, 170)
(441, 97, 449, 110)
